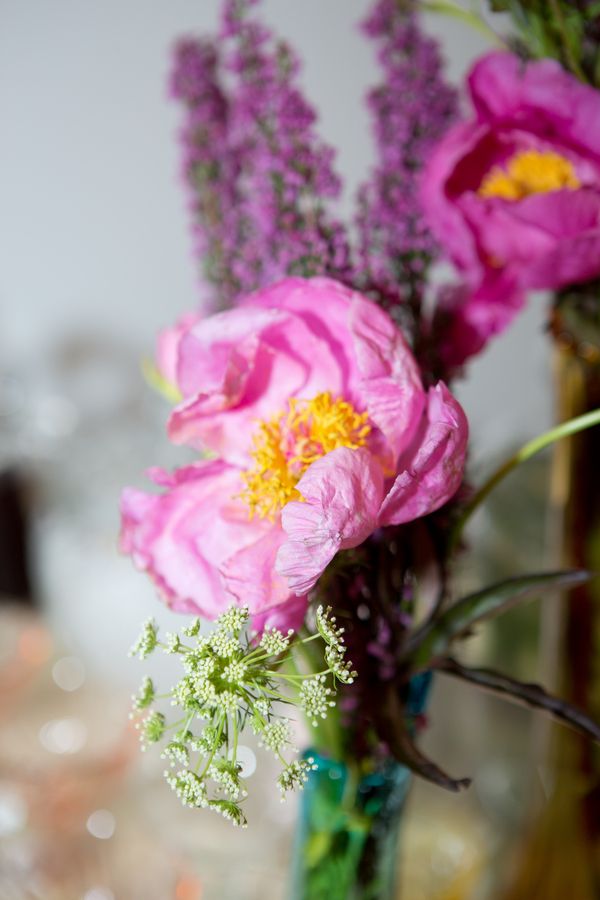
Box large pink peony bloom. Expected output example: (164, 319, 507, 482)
(121, 277, 468, 629)
(423, 52, 600, 365)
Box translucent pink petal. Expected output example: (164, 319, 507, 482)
(220, 525, 302, 615)
(168, 289, 352, 463)
(378, 384, 468, 526)
(277, 447, 384, 595)
(349, 295, 426, 463)
(421, 120, 487, 273)
(155, 310, 201, 386)
(168, 307, 278, 454)
(251, 595, 308, 634)
(468, 52, 524, 121)
(469, 52, 600, 161)
(119, 460, 272, 617)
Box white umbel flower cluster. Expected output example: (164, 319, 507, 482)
(299, 675, 335, 726)
(129, 602, 356, 826)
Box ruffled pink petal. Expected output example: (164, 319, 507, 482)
(459, 188, 600, 290)
(168, 286, 355, 463)
(168, 307, 279, 453)
(506, 190, 600, 289)
(156, 311, 201, 387)
(468, 52, 524, 122)
(251, 595, 308, 634)
(469, 52, 600, 162)
(378, 384, 468, 526)
(119, 460, 271, 618)
(277, 447, 384, 595)
(241, 276, 364, 401)
(220, 524, 301, 614)
(421, 120, 489, 273)
(349, 295, 426, 464)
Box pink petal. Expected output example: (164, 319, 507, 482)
(459, 189, 600, 291)
(119, 460, 272, 618)
(435, 278, 525, 369)
(277, 447, 384, 595)
(421, 120, 488, 273)
(469, 52, 600, 162)
(251, 595, 308, 634)
(155, 311, 201, 387)
(220, 524, 301, 614)
(168, 288, 353, 463)
(168, 307, 278, 453)
(507, 190, 600, 288)
(468, 52, 525, 122)
(349, 295, 426, 464)
(378, 384, 468, 526)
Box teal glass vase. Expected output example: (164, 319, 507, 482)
(289, 673, 431, 900)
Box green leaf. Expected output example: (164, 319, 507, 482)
(404, 570, 591, 669)
(436, 656, 600, 742)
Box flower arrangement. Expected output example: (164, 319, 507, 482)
(122, 0, 600, 895)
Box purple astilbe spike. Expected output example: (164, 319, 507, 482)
(356, 0, 457, 319)
(170, 38, 237, 309)
(218, 0, 353, 296)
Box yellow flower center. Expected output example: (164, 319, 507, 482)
(239, 392, 371, 520)
(478, 149, 580, 201)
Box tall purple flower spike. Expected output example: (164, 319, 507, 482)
(170, 0, 352, 309)
(356, 0, 457, 313)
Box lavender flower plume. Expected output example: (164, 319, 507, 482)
(170, 0, 352, 308)
(356, 0, 457, 316)
(170, 38, 236, 309)
(219, 0, 353, 294)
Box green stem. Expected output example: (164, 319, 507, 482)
(419, 0, 504, 45)
(450, 408, 600, 552)
(156, 641, 193, 654)
(269, 669, 329, 680)
(231, 715, 239, 764)
(243, 634, 320, 667)
(548, 0, 587, 81)
(197, 715, 225, 779)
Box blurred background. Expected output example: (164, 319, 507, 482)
(0, 2, 557, 897)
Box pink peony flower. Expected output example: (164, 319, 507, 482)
(121, 277, 468, 629)
(422, 52, 600, 363)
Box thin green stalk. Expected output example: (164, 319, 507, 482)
(245, 632, 321, 667)
(162, 717, 190, 734)
(548, 0, 586, 81)
(269, 669, 329, 680)
(292, 638, 343, 759)
(419, 0, 505, 45)
(231, 715, 239, 764)
(197, 714, 225, 779)
(450, 408, 600, 552)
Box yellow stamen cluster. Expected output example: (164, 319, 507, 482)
(240, 392, 371, 520)
(478, 149, 580, 201)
